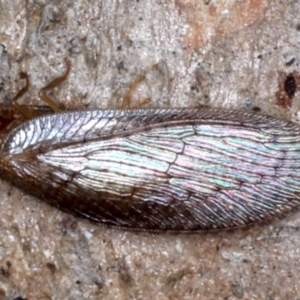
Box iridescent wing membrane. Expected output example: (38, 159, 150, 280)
(1, 107, 300, 231)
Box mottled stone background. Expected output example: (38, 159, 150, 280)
(0, 0, 300, 299)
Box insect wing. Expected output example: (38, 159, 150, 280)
(1, 108, 300, 231)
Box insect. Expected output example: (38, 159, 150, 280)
(1, 64, 300, 232)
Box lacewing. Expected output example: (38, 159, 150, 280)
(0, 106, 299, 232)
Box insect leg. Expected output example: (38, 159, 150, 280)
(38, 58, 71, 112)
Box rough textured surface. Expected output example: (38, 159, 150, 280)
(1, 0, 300, 299)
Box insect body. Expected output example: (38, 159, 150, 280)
(0, 107, 299, 232)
